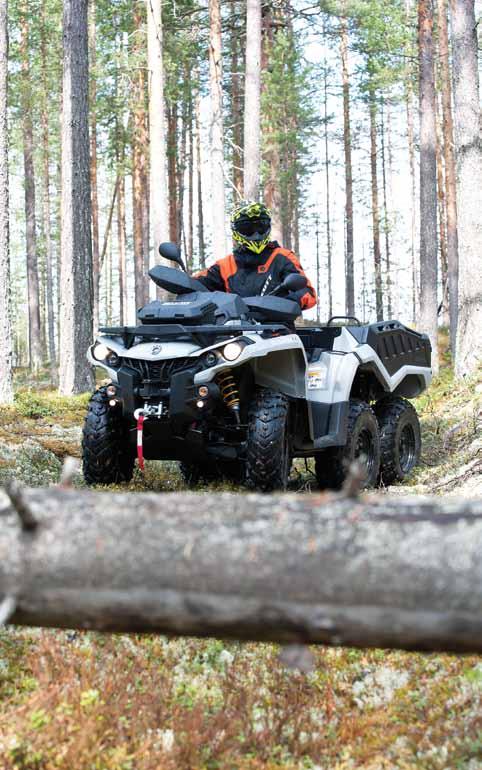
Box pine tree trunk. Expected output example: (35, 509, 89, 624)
(89, 0, 100, 334)
(0, 0, 12, 404)
(380, 103, 392, 319)
(59, 0, 94, 395)
(146, 0, 169, 256)
(340, 16, 354, 317)
(437, 0, 458, 354)
(209, 0, 226, 260)
(418, 0, 439, 373)
(195, 92, 206, 269)
(369, 89, 383, 321)
(436, 101, 449, 326)
(405, 0, 418, 324)
(323, 65, 333, 319)
(243, 0, 261, 200)
(187, 98, 194, 270)
(450, 0, 482, 378)
(167, 105, 178, 242)
(230, 0, 243, 198)
(131, 4, 149, 312)
(177, 99, 188, 245)
(117, 165, 127, 326)
(20, 9, 42, 373)
(41, 0, 57, 382)
(261, 4, 282, 241)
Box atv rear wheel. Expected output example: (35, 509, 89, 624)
(315, 399, 380, 490)
(82, 387, 135, 485)
(245, 388, 291, 492)
(375, 397, 421, 484)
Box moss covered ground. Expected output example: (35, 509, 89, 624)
(0, 336, 480, 769)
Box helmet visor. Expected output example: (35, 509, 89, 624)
(235, 217, 270, 237)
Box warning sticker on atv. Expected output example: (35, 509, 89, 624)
(307, 367, 327, 390)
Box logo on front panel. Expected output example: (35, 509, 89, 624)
(151, 345, 162, 355)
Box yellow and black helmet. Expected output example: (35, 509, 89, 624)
(231, 201, 272, 255)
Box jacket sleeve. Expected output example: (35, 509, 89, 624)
(193, 262, 225, 292)
(279, 251, 317, 310)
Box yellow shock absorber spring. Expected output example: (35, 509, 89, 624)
(216, 369, 240, 410)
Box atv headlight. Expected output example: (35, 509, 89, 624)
(92, 343, 120, 367)
(222, 341, 245, 362)
(92, 343, 111, 361)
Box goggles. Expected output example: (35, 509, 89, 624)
(234, 218, 270, 237)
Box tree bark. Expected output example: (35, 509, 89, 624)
(230, 0, 243, 198)
(436, 101, 449, 326)
(195, 91, 206, 269)
(369, 89, 383, 321)
(89, 0, 100, 335)
(59, 0, 94, 395)
(1, 487, 482, 653)
(40, 0, 57, 383)
(418, 0, 439, 373)
(450, 0, 482, 378)
(167, 104, 178, 242)
(405, 0, 419, 325)
(146, 0, 169, 255)
(209, 0, 226, 260)
(20, 7, 42, 373)
(243, 0, 262, 200)
(380, 103, 392, 319)
(261, 4, 282, 242)
(131, 2, 149, 312)
(340, 16, 354, 318)
(117, 165, 127, 327)
(322, 60, 333, 320)
(0, 0, 12, 404)
(437, 0, 458, 354)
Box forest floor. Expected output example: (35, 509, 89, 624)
(0, 333, 481, 769)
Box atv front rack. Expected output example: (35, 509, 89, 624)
(99, 323, 292, 350)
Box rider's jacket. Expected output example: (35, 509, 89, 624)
(194, 242, 317, 311)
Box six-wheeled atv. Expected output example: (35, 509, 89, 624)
(82, 242, 432, 492)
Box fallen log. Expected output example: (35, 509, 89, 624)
(0, 485, 481, 653)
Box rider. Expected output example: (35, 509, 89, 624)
(194, 201, 317, 311)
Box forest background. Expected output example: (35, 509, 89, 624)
(0, 0, 480, 402)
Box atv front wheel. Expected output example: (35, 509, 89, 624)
(315, 399, 380, 490)
(245, 388, 291, 492)
(82, 387, 135, 485)
(375, 397, 421, 484)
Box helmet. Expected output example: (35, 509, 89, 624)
(231, 201, 271, 255)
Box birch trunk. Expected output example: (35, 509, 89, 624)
(418, 0, 439, 373)
(209, 0, 226, 259)
(243, 0, 261, 200)
(0, 0, 12, 404)
(438, 0, 458, 353)
(261, 4, 282, 241)
(1, 487, 482, 653)
(146, 0, 169, 255)
(340, 16, 354, 317)
(450, 0, 482, 378)
(59, 0, 94, 395)
(117, 167, 127, 327)
(20, 9, 42, 373)
(380, 104, 392, 319)
(323, 67, 333, 320)
(167, 105, 178, 242)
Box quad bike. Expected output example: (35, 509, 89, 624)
(82, 242, 432, 492)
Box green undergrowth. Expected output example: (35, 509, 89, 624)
(0, 630, 480, 770)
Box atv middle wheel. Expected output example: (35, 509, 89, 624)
(375, 396, 421, 484)
(82, 387, 135, 485)
(315, 399, 380, 490)
(245, 388, 291, 492)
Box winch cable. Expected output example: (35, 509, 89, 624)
(136, 413, 145, 472)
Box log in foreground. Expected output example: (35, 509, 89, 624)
(1, 486, 482, 653)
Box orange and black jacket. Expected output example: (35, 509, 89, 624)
(194, 242, 317, 311)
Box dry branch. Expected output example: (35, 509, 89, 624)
(1, 486, 481, 653)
